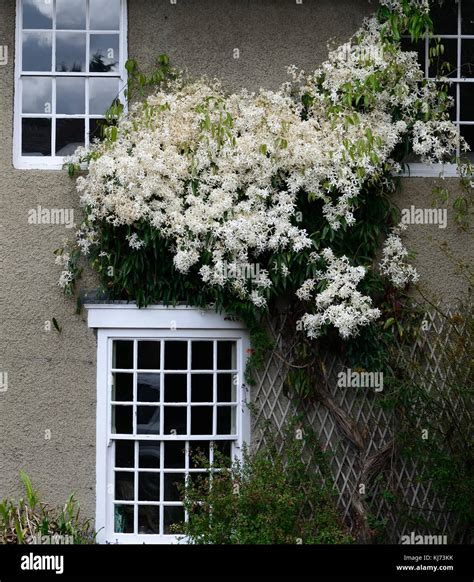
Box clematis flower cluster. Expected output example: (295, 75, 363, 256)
(379, 224, 420, 288)
(65, 13, 458, 340)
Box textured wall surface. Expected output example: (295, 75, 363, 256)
(0, 0, 471, 525)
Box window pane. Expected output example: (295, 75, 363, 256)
(112, 405, 133, 434)
(138, 341, 160, 370)
(137, 406, 160, 434)
(56, 32, 86, 72)
(22, 32, 52, 71)
(90, 34, 120, 72)
(461, 40, 474, 78)
(217, 373, 236, 402)
(460, 125, 474, 161)
(139, 442, 160, 468)
(90, 0, 121, 30)
(164, 341, 188, 370)
(189, 441, 209, 468)
(163, 406, 187, 434)
(217, 406, 235, 435)
(89, 119, 106, 143)
(191, 374, 213, 403)
(429, 39, 458, 78)
(191, 407, 213, 435)
(56, 119, 85, 156)
(138, 472, 160, 501)
(164, 442, 185, 468)
(191, 341, 213, 370)
(430, 2, 458, 35)
(23, 0, 52, 29)
(164, 506, 184, 534)
(164, 374, 187, 403)
(56, 77, 85, 114)
(137, 373, 160, 403)
(112, 372, 133, 402)
(462, 2, 474, 35)
(22, 77, 52, 114)
(56, 0, 86, 30)
(89, 78, 119, 115)
(138, 506, 160, 535)
(22, 118, 51, 156)
(115, 471, 134, 501)
(460, 84, 474, 121)
(113, 340, 133, 369)
(213, 440, 232, 466)
(164, 473, 185, 501)
(114, 504, 134, 533)
(115, 441, 134, 468)
(217, 341, 236, 369)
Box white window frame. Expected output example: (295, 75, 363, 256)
(86, 304, 251, 545)
(403, 0, 473, 178)
(13, 0, 128, 170)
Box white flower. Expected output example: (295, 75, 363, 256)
(379, 224, 419, 288)
(126, 233, 145, 250)
(58, 270, 74, 289)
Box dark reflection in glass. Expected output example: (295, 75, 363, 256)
(430, 2, 458, 35)
(428, 39, 458, 78)
(462, 2, 474, 35)
(137, 406, 160, 435)
(163, 406, 187, 434)
(189, 441, 209, 468)
(89, 119, 106, 143)
(217, 406, 234, 435)
(138, 472, 160, 501)
(114, 504, 134, 533)
(22, 118, 51, 156)
(138, 506, 159, 534)
(115, 441, 134, 468)
(138, 341, 161, 370)
(57, 0, 86, 30)
(112, 405, 133, 434)
(22, 77, 52, 113)
(90, 0, 121, 30)
(164, 506, 184, 534)
(56, 77, 85, 114)
(164, 341, 188, 370)
(460, 84, 474, 121)
(164, 473, 185, 501)
(115, 471, 134, 500)
(217, 373, 235, 402)
(139, 442, 160, 468)
(191, 407, 213, 435)
(461, 41, 474, 78)
(23, 0, 52, 29)
(90, 34, 119, 72)
(191, 374, 213, 402)
(137, 373, 160, 403)
(191, 341, 213, 369)
(217, 341, 236, 369)
(164, 374, 187, 403)
(89, 78, 119, 115)
(113, 340, 133, 369)
(56, 32, 86, 72)
(56, 118, 84, 156)
(213, 440, 232, 466)
(22, 32, 52, 71)
(112, 372, 133, 402)
(164, 442, 185, 468)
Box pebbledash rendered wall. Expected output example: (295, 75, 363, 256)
(0, 0, 471, 526)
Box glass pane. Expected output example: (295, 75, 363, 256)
(115, 471, 134, 501)
(137, 373, 160, 403)
(56, 77, 85, 114)
(56, 119, 85, 156)
(137, 406, 160, 435)
(114, 504, 134, 533)
(461, 40, 474, 78)
(460, 84, 474, 121)
(217, 341, 236, 369)
(429, 39, 458, 78)
(460, 125, 474, 161)
(217, 373, 236, 402)
(189, 441, 209, 468)
(164, 473, 185, 501)
(115, 441, 134, 468)
(164, 506, 184, 535)
(138, 341, 160, 370)
(213, 440, 232, 466)
(430, 2, 459, 35)
(22, 118, 51, 156)
(164, 374, 187, 403)
(191, 374, 213, 403)
(164, 341, 188, 370)
(164, 442, 186, 468)
(191, 341, 213, 370)
(113, 340, 133, 369)
(56, 0, 86, 29)
(112, 372, 133, 402)
(89, 78, 119, 115)
(138, 506, 160, 535)
(163, 406, 187, 435)
(23, 0, 52, 29)
(90, 34, 119, 72)
(217, 406, 235, 435)
(89, 118, 106, 143)
(139, 441, 160, 468)
(22, 32, 52, 71)
(138, 472, 160, 501)
(112, 405, 133, 434)
(56, 32, 86, 72)
(462, 1, 474, 35)
(90, 0, 121, 30)
(22, 77, 52, 114)
(191, 407, 213, 435)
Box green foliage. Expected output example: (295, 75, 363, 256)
(177, 422, 352, 544)
(0, 473, 96, 544)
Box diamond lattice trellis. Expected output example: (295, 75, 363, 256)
(250, 306, 472, 543)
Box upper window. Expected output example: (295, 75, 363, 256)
(402, 0, 474, 176)
(14, 0, 127, 169)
